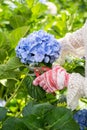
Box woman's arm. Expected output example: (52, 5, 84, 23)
(54, 21, 87, 65)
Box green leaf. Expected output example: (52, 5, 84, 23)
(10, 15, 26, 29)
(0, 57, 23, 71)
(0, 57, 24, 80)
(0, 32, 9, 48)
(0, 32, 5, 45)
(45, 107, 79, 130)
(22, 102, 53, 130)
(0, 48, 7, 63)
(26, 0, 34, 8)
(0, 65, 7, 79)
(23, 76, 46, 100)
(0, 69, 20, 80)
(0, 31, 11, 62)
(21, 115, 43, 130)
(73, 66, 85, 76)
(5, 79, 17, 93)
(2, 117, 28, 130)
(22, 102, 79, 130)
(22, 101, 36, 116)
(0, 107, 7, 121)
(22, 101, 52, 117)
(6, 57, 24, 70)
(9, 26, 29, 47)
(32, 3, 47, 17)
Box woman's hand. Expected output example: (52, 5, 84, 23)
(33, 65, 70, 93)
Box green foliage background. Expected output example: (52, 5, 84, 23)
(0, 0, 87, 129)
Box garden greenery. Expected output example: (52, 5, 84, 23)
(0, 0, 87, 130)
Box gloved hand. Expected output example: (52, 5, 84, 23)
(33, 65, 70, 93)
(33, 65, 85, 110)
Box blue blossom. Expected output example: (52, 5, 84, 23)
(74, 109, 87, 130)
(15, 30, 61, 64)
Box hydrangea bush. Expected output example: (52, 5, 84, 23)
(15, 30, 61, 64)
(0, 0, 86, 129)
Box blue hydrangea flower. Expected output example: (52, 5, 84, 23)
(74, 109, 87, 130)
(15, 30, 61, 64)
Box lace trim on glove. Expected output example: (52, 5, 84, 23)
(67, 73, 85, 110)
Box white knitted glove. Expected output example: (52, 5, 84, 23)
(67, 73, 85, 110)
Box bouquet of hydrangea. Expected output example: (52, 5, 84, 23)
(15, 30, 61, 66)
(74, 109, 87, 130)
(15, 30, 61, 99)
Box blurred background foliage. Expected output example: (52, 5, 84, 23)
(0, 0, 87, 129)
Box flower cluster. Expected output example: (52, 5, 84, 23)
(74, 109, 87, 130)
(15, 30, 61, 64)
